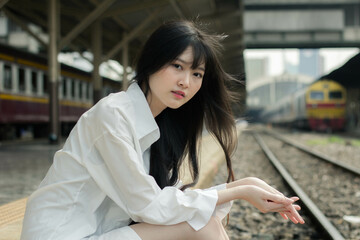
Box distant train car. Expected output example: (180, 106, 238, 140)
(261, 79, 346, 131)
(0, 43, 121, 140)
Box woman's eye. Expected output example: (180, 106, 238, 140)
(172, 64, 182, 70)
(194, 72, 203, 78)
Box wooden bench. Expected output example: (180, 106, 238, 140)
(0, 198, 27, 240)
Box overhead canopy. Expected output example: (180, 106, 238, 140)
(320, 52, 360, 88)
(2, 0, 245, 77)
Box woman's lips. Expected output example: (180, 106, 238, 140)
(172, 91, 185, 99)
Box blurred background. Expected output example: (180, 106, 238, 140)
(0, 0, 359, 141)
(0, 1, 360, 239)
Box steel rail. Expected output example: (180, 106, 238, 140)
(264, 130, 360, 176)
(253, 133, 345, 240)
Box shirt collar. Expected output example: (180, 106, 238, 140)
(126, 82, 160, 153)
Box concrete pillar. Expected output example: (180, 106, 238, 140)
(48, 0, 60, 144)
(122, 34, 128, 91)
(92, 20, 102, 103)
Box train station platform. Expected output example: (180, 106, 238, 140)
(0, 127, 243, 240)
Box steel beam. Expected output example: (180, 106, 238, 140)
(3, 8, 47, 46)
(6, 4, 48, 29)
(90, 0, 131, 33)
(169, 0, 185, 19)
(104, 8, 163, 61)
(201, 9, 242, 21)
(103, 0, 168, 18)
(60, 0, 115, 49)
(0, 0, 9, 9)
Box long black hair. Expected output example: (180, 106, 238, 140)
(134, 20, 238, 189)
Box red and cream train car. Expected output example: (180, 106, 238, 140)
(0, 44, 121, 140)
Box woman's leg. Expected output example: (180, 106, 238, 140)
(130, 216, 229, 240)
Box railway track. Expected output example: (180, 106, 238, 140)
(213, 132, 320, 239)
(263, 129, 360, 176)
(253, 130, 360, 240)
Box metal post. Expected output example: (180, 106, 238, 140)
(92, 20, 102, 103)
(122, 33, 128, 91)
(48, 0, 60, 144)
(235, 0, 246, 115)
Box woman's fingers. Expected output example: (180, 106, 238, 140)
(293, 204, 301, 210)
(290, 196, 299, 202)
(280, 212, 288, 220)
(265, 192, 294, 205)
(279, 206, 305, 224)
(286, 205, 305, 224)
(285, 213, 299, 224)
(264, 197, 305, 224)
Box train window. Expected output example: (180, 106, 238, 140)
(74, 80, 79, 99)
(85, 83, 90, 100)
(310, 91, 324, 100)
(43, 74, 48, 94)
(31, 71, 38, 94)
(4, 64, 12, 90)
(18, 68, 25, 92)
(70, 79, 75, 98)
(62, 78, 67, 98)
(329, 91, 342, 99)
(79, 82, 83, 100)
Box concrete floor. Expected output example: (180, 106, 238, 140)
(0, 140, 61, 205)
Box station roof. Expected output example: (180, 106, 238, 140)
(321, 53, 360, 88)
(2, 0, 245, 77)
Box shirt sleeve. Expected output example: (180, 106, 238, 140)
(175, 181, 233, 221)
(84, 130, 218, 231)
(204, 184, 233, 220)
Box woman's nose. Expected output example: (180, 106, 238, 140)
(178, 72, 190, 88)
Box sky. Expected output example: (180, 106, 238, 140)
(244, 48, 359, 77)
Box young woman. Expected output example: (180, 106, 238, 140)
(21, 20, 304, 240)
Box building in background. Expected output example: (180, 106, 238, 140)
(245, 57, 269, 82)
(299, 49, 324, 78)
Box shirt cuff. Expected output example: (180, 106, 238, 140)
(206, 183, 233, 220)
(186, 189, 218, 231)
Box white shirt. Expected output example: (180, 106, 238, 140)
(21, 83, 231, 240)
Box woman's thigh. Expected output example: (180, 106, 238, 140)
(85, 226, 142, 240)
(130, 217, 229, 240)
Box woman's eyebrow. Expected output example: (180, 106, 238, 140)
(176, 58, 205, 71)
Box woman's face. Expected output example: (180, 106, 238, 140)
(147, 46, 205, 117)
